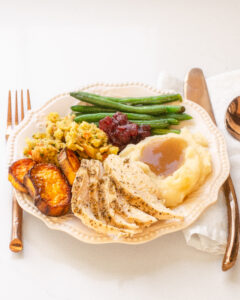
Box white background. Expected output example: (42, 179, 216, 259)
(1, 1, 240, 299)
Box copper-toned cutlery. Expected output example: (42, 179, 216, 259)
(6, 90, 31, 252)
(184, 68, 239, 271)
(226, 96, 240, 141)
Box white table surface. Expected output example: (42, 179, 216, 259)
(1, 1, 240, 299)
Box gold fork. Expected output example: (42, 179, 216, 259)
(7, 90, 31, 252)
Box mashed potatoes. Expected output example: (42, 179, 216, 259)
(120, 128, 212, 207)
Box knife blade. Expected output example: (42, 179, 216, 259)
(184, 68, 239, 271)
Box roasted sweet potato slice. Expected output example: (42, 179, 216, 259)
(57, 148, 80, 185)
(8, 158, 36, 193)
(24, 163, 71, 216)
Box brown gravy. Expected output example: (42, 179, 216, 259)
(139, 138, 187, 176)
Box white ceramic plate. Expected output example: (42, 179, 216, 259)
(8, 82, 230, 244)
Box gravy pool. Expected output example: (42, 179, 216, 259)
(139, 138, 187, 176)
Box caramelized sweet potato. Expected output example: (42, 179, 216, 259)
(57, 148, 80, 185)
(24, 163, 71, 216)
(8, 158, 36, 193)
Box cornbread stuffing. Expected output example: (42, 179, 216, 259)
(24, 112, 119, 164)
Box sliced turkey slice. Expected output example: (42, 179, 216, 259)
(108, 179, 157, 227)
(104, 155, 183, 221)
(98, 175, 141, 232)
(87, 159, 103, 219)
(71, 160, 136, 237)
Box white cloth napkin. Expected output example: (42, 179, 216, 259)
(157, 70, 240, 255)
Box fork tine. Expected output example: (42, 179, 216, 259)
(27, 89, 31, 110)
(15, 91, 18, 125)
(7, 90, 12, 127)
(21, 90, 24, 121)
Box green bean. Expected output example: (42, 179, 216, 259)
(73, 111, 172, 120)
(117, 95, 181, 105)
(158, 113, 192, 121)
(71, 91, 182, 105)
(70, 92, 185, 115)
(164, 118, 179, 125)
(74, 112, 175, 122)
(71, 105, 115, 113)
(74, 112, 152, 121)
(98, 94, 181, 105)
(131, 119, 178, 128)
(130, 120, 169, 128)
(136, 119, 179, 125)
(73, 110, 192, 122)
(126, 113, 170, 120)
(74, 113, 114, 122)
(151, 128, 180, 135)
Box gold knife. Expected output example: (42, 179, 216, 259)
(184, 68, 239, 271)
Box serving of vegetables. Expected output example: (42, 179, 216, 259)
(70, 91, 192, 148)
(9, 149, 75, 217)
(70, 91, 191, 129)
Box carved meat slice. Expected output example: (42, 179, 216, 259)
(86, 159, 104, 219)
(108, 179, 157, 227)
(71, 160, 136, 237)
(104, 155, 183, 221)
(98, 175, 141, 232)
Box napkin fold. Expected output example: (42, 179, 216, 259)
(157, 70, 240, 255)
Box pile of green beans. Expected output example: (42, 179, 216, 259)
(70, 91, 192, 135)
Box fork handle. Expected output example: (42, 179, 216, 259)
(9, 192, 23, 252)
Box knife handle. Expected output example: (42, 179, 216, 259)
(184, 68, 239, 271)
(222, 176, 239, 271)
